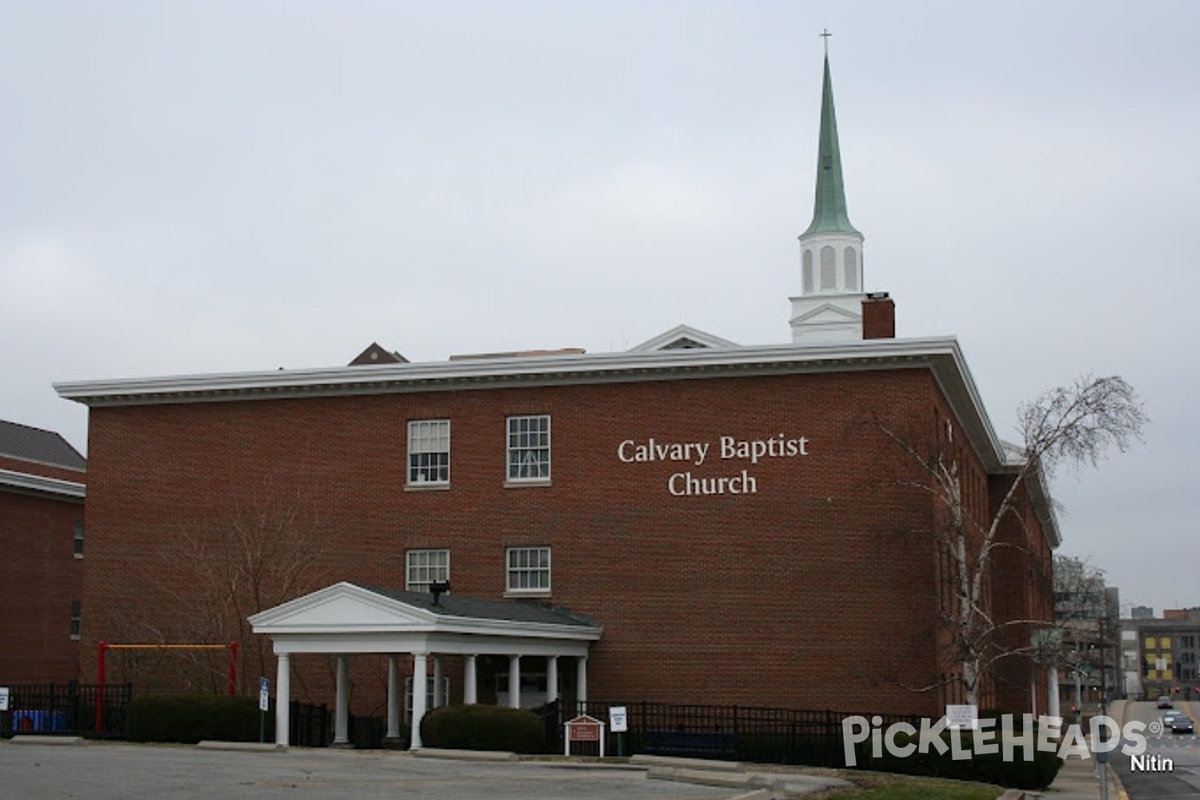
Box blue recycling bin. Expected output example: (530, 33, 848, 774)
(12, 710, 67, 733)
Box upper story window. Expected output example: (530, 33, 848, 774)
(73, 521, 84, 557)
(507, 546, 551, 594)
(406, 549, 450, 593)
(408, 420, 450, 486)
(507, 415, 550, 482)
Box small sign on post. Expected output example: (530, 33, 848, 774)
(0, 686, 9, 712)
(259, 677, 270, 743)
(945, 704, 978, 730)
(565, 714, 606, 758)
(609, 705, 627, 757)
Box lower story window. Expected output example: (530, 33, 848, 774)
(70, 600, 82, 639)
(405, 676, 450, 725)
(507, 546, 550, 593)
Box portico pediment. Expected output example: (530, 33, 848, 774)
(249, 582, 433, 633)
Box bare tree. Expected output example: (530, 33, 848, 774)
(883, 375, 1146, 707)
(143, 486, 337, 693)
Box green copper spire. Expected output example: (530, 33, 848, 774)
(802, 53, 859, 237)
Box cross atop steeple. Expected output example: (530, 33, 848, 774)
(820, 28, 831, 57)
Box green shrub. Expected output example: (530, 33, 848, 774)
(127, 695, 267, 744)
(871, 730, 1063, 790)
(419, 704, 542, 753)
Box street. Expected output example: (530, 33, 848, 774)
(1111, 700, 1200, 799)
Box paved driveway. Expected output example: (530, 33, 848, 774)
(0, 742, 734, 800)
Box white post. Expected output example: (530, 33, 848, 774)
(274, 652, 290, 747)
(464, 655, 478, 704)
(1049, 664, 1061, 719)
(576, 655, 588, 710)
(387, 655, 401, 740)
(547, 656, 559, 703)
(433, 655, 444, 708)
(334, 655, 350, 746)
(508, 655, 521, 709)
(410, 652, 427, 750)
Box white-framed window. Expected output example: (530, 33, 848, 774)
(73, 521, 84, 558)
(507, 415, 550, 482)
(408, 420, 450, 485)
(506, 546, 551, 593)
(404, 676, 450, 725)
(406, 549, 449, 593)
(70, 600, 82, 639)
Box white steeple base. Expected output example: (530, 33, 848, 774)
(789, 292, 865, 344)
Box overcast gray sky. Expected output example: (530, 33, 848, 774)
(3, 1, 1197, 615)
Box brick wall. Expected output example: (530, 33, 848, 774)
(79, 366, 1050, 717)
(0, 483, 85, 683)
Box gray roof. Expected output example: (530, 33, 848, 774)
(355, 584, 598, 629)
(0, 420, 85, 471)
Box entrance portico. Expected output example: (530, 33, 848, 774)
(249, 582, 601, 748)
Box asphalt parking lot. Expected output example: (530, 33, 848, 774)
(0, 741, 738, 800)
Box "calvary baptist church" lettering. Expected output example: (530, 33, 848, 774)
(616, 433, 811, 496)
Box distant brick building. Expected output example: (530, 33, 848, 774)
(0, 420, 86, 684)
(53, 52, 1058, 727)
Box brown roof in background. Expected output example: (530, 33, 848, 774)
(0, 420, 86, 471)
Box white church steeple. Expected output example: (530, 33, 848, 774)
(790, 39, 867, 344)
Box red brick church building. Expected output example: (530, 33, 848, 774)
(54, 53, 1057, 743)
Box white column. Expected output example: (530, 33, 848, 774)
(576, 655, 588, 709)
(1048, 664, 1061, 719)
(464, 655, 478, 704)
(433, 656, 444, 708)
(387, 655, 401, 740)
(334, 655, 350, 746)
(546, 656, 559, 703)
(274, 652, 291, 747)
(508, 654, 521, 709)
(410, 653, 427, 750)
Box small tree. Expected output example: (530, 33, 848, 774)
(885, 375, 1146, 707)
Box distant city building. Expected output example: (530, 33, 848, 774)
(1052, 556, 1119, 712)
(1119, 608, 1200, 701)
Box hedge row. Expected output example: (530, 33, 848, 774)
(126, 695, 267, 744)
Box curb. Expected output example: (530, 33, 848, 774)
(412, 747, 519, 762)
(196, 740, 288, 753)
(8, 735, 86, 746)
(630, 754, 745, 772)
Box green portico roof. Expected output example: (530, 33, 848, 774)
(802, 54, 859, 238)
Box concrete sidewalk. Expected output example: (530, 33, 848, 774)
(1032, 756, 1125, 800)
(1032, 700, 1128, 800)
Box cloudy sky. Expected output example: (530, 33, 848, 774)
(3, 1, 1197, 615)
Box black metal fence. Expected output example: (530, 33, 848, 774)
(537, 699, 923, 768)
(1, 682, 134, 739)
(288, 702, 386, 749)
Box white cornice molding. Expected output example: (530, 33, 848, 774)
(53, 336, 1014, 476)
(0, 468, 86, 500)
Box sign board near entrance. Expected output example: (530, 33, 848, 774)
(0, 686, 8, 711)
(609, 706, 628, 733)
(564, 714, 606, 757)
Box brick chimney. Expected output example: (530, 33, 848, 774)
(862, 293, 895, 340)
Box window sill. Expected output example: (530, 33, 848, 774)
(405, 483, 451, 492)
(504, 479, 552, 489)
(70, 634, 81, 641)
(73, 553, 83, 560)
(504, 590, 552, 599)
